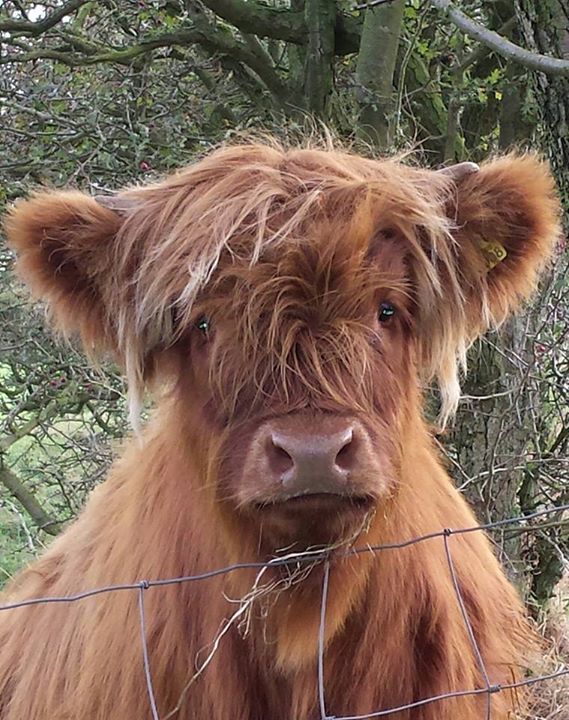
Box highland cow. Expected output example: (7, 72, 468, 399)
(0, 142, 561, 720)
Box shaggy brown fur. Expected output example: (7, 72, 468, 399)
(1, 141, 561, 720)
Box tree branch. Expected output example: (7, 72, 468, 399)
(428, 0, 569, 76)
(1, 0, 361, 59)
(0, 29, 206, 66)
(0, 467, 62, 536)
(0, 0, 88, 36)
(455, 16, 516, 74)
(199, 0, 306, 44)
(191, 20, 291, 101)
(1, 22, 289, 100)
(241, 33, 278, 71)
(196, 0, 365, 59)
(356, 0, 569, 75)
(0, 400, 62, 453)
(303, 0, 336, 114)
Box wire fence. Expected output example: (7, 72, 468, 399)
(0, 503, 567, 720)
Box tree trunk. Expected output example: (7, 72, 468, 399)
(303, 0, 336, 115)
(355, 0, 405, 147)
(515, 0, 569, 204)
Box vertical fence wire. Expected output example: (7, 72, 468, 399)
(443, 529, 494, 720)
(318, 559, 332, 720)
(138, 581, 160, 720)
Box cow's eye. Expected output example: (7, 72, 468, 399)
(378, 302, 396, 323)
(195, 315, 211, 336)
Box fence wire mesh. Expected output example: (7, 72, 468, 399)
(0, 504, 567, 720)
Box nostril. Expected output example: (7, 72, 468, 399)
(334, 428, 357, 471)
(267, 437, 295, 475)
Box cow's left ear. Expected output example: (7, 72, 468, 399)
(444, 154, 561, 332)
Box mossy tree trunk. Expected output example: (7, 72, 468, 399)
(303, 0, 337, 114)
(355, 0, 405, 148)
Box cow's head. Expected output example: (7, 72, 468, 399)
(5, 144, 560, 557)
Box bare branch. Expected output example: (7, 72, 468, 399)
(0, 28, 206, 66)
(429, 0, 569, 76)
(455, 16, 516, 74)
(0, 0, 88, 36)
(0, 467, 62, 536)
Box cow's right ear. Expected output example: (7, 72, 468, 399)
(4, 191, 131, 356)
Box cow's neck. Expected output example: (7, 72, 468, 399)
(144, 405, 446, 717)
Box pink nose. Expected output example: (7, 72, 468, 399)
(266, 424, 358, 497)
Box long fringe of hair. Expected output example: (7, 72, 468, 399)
(100, 141, 481, 426)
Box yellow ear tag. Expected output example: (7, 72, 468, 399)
(478, 238, 507, 271)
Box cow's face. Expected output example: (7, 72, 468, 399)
(5, 144, 560, 556)
(182, 212, 417, 552)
